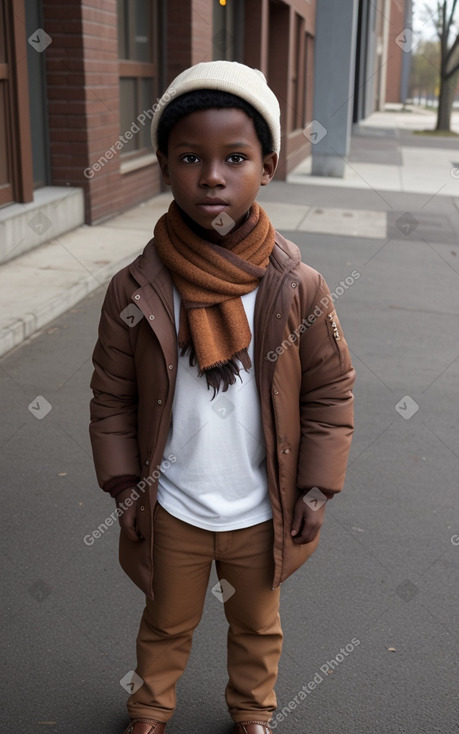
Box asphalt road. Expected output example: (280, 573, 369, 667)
(1, 180, 458, 734)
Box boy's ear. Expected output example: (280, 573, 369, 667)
(156, 150, 170, 185)
(261, 152, 278, 186)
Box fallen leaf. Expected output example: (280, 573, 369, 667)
(387, 647, 396, 652)
(57, 472, 67, 477)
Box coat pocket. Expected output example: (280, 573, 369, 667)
(326, 309, 352, 374)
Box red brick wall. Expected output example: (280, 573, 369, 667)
(43, 0, 160, 224)
(166, 0, 213, 83)
(166, 1, 192, 83)
(268, 0, 291, 178)
(244, 0, 270, 74)
(265, 0, 316, 179)
(42, 0, 316, 222)
(386, 0, 404, 103)
(191, 0, 213, 64)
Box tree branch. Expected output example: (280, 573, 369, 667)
(446, 0, 458, 36)
(430, 1, 443, 39)
(446, 59, 459, 76)
(439, 1, 449, 68)
(445, 33, 459, 75)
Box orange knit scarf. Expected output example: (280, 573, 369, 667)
(154, 200, 275, 393)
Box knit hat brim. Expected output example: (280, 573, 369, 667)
(151, 61, 281, 155)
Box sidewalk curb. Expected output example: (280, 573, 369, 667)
(0, 192, 174, 360)
(0, 253, 135, 359)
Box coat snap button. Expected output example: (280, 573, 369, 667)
(273, 388, 279, 395)
(291, 282, 297, 288)
(282, 448, 291, 454)
(134, 294, 140, 300)
(276, 313, 281, 319)
(140, 506, 144, 512)
(157, 399, 163, 404)
(168, 364, 174, 370)
(149, 314, 155, 320)
(145, 460, 149, 466)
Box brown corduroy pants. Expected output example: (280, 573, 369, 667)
(127, 503, 282, 724)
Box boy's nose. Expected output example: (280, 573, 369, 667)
(199, 162, 225, 187)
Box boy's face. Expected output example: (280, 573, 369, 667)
(156, 107, 278, 236)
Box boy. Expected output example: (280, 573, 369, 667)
(89, 61, 355, 734)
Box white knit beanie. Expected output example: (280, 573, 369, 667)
(151, 60, 281, 154)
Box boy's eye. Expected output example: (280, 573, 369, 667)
(181, 154, 200, 164)
(227, 154, 246, 164)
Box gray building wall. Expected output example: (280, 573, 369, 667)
(311, 0, 359, 177)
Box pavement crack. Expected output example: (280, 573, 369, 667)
(346, 421, 395, 472)
(421, 237, 459, 276)
(348, 349, 394, 393)
(421, 351, 459, 393)
(420, 421, 459, 462)
(362, 237, 393, 266)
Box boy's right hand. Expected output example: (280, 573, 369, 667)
(115, 487, 141, 542)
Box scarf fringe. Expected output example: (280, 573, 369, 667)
(181, 343, 252, 399)
(154, 201, 275, 397)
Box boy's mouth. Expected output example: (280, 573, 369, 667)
(196, 197, 229, 215)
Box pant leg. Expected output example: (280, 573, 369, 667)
(215, 520, 282, 724)
(128, 504, 213, 721)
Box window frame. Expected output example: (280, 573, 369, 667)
(118, 0, 161, 161)
(0, 0, 33, 207)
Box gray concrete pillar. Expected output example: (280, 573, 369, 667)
(311, 0, 359, 177)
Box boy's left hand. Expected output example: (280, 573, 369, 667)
(291, 493, 327, 544)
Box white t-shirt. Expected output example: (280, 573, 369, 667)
(157, 285, 272, 531)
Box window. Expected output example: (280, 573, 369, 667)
(212, 0, 244, 61)
(0, 0, 33, 205)
(117, 0, 161, 156)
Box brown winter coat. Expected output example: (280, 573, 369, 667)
(89, 231, 355, 599)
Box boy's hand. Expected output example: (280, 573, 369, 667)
(291, 492, 327, 544)
(115, 487, 142, 542)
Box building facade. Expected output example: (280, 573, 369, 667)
(311, 0, 410, 177)
(385, 0, 413, 105)
(1, 0, 316, 229)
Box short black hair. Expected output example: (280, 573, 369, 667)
(156, 89, 274, 156)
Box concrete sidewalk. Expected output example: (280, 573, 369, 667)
(289, 107, 459, 195)
(1, 108, 458, 358)
(1, 107, 458, 734)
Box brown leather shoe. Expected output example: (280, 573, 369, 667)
(122, 719, 167, 734)
(233, 722, 272, 734)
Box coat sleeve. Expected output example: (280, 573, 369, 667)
(89, 274, 141, 497)
(296, 273, 355, 497)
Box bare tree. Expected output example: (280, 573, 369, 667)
(410, 40, 441, 103)
(430, 0, 459, 129)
